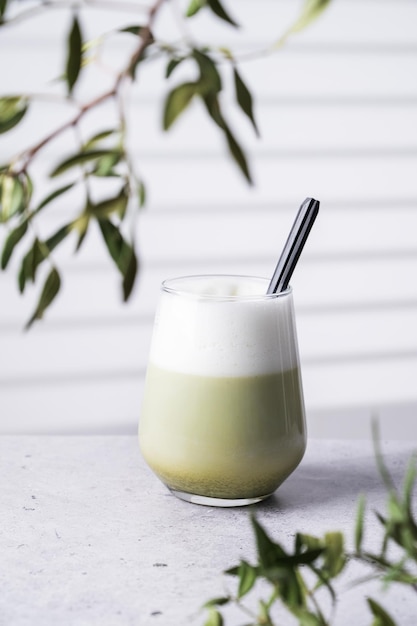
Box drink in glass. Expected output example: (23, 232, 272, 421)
(139, 274, 306, 507)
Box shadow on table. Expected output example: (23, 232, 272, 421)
(258, 447, 412, 513)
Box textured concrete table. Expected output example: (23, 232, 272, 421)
(1, 436, 416, 626)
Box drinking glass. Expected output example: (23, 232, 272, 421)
(139, 274, 306, 507)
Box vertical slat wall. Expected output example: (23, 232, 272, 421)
(1, 0, 416, 437)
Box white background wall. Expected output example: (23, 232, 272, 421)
(1, 0, 416, 438)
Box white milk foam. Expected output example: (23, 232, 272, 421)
(149, 276, 300, 377)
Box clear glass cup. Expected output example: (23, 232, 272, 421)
(139, 275, 306, 507)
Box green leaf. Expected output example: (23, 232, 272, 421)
(273, 0, 333, 49)
(120, 25, 145, 36)
(206, 0, 238, 27)
(309, 563, 337, 603)
(36, 183, 75, 213)
(66, 14, 82, 94)
(137, 181, 146, 208)
(202, 92, 225, 128)
(121, 244, 138, 301)
(83, 129, 117, 150)
(186, 0, 237, 26)
(93, 152, 121, 177)
(25, 268, 61, 329)
(323, 532, 346, 578)
(375, 511, 388, 529)
(403, 456, 417, 516)
(186, 0, 205, 18)
(373, 421, 403, 527)
(402, 458, 417, 544)
(223, 123, 252, 185)
(251, 515, 286, 570)
(45, 223, 72, 252)
(98, 218, 126, 270)
(286, 0, 332, 36)
(285, 572, 308, 611)
(355, 495, 366, 553)
(0, 0, 9, 19)
(0, 96, 29, 134)
(258, 599, 272, 624)
(22, 171, 33, 206)
(72, 213, 90, 252)
(233, 67, 259, 136)
(1, 219, 28, 269)
(202, 90, 252, 183)
(18, 262, 25, 293)
(0, 174, 26, 221)
(163, 82, 199, 130)
(193, 49, 222, 93)
(382, 562, 417, 586)
(98, 219, 138, 300)
(387, 493, 404, 523)
(18, 238, 43, 292)
(165, 51, 221, 124)
(126, 28, 154, 79)
(51, 150, 120, 177)
(292, 609, 324, 626)
(165, 57, 186, 79)
(398, 525, 417, 558)
(204, 608, 223, 626)
(18, 225, 71, 293)
(296, 533, 323, 553)
(88, 186, 128, 220)
(202, 597, 230, 609)
(278, 549, 324, 569)
(367, 598, 397, 626)
(260, 564, 305, 609)
(237, 560, 258, 598)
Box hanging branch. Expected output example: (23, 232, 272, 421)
(0, 0, 333, 327)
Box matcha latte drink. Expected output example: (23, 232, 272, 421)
(139, 274, 306, 506)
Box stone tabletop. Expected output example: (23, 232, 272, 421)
(1, 436, 416, 626)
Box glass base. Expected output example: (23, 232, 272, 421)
(169, 487, 272, 507)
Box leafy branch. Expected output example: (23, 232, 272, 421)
(0, 0, 332, 326)
(203, 427, 417, 626)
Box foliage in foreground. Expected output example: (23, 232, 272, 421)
(203, 433, 417, 625)
(0, 0, 332, 326)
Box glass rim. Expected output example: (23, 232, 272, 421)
(161, 274, 292, 301)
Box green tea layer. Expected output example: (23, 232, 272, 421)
(139, 365, 306, 499)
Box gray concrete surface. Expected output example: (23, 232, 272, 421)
(1, 436, 416, 625)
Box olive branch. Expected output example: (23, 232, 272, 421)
(0, 0, 332, 327)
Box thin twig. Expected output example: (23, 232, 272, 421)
(1, 0, 150, 27)
(121, 0, 166, 76)
(13, 0, 167, 174)
(16, 85, 119, 172)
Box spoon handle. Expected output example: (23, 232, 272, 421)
(267, 197, 320, 294)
